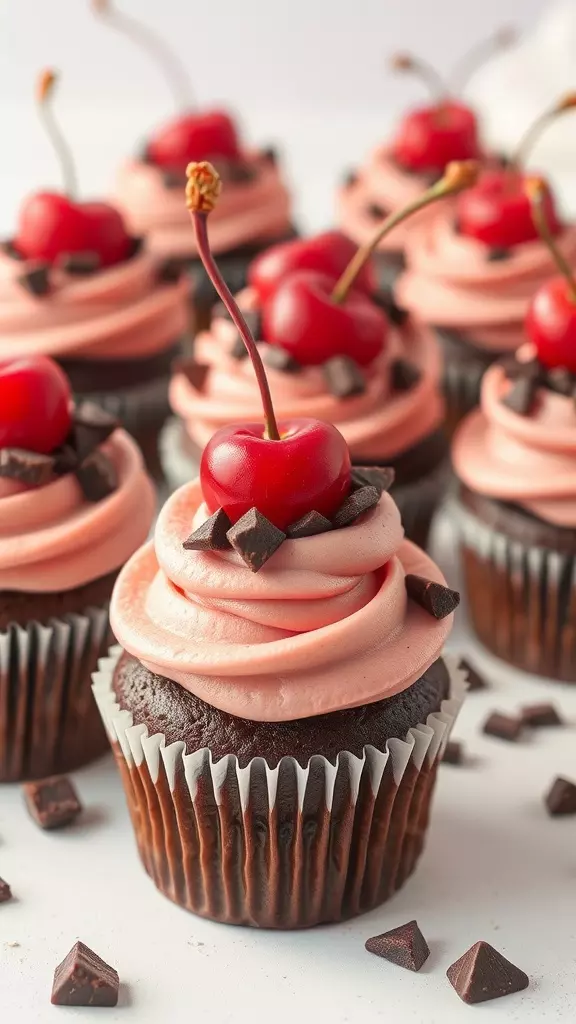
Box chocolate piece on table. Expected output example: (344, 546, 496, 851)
(545, 776, 576, 816)
(367, 202, 388, 220)
(365, 920, 430, 972)
(487, 246, 512, 261)
(332, 485, 380, 529)
(442, 739, 464, 765)
(521, 703, 563, 727)
(501, 374, 537, 415)
(18, 263, 51, 297)
(286, 510, 332, 538)
(183, 508, 232, 551)
(546, 366, 575, 396)
(227, 507, 286, 572)
(158, 257, 185, 283)
(75, 450, 118, 502)
(372, 289, 409, 325)
(23, 775, 82, 830)
(61, 251, 101, 275)
(482, 711, 523, 742)
(0, 877, 12, 903)
(172, 357, 210, 392)
(51, 941, 119, 1008)
(0, 448, 55, 486)
(447, 941, 529, 1005)
(458, 657, 488, 691)
(351, 465, 395, 495)
(405, 574, 460, 620)
(263, 345, 301, 373)
(323, 355, 366, 398)
(161, 169, 186, 189)
(73, 402, 118, 461)
(391, 358, 421, 391)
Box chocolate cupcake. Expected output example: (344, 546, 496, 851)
(0, 356, 155, 781)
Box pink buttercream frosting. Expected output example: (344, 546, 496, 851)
(110, 480, 453, 722)
(453, 358, 576, 526)
(0, 248, 189, 362)
(397, 213, 576, 353)
(0, 429, 156, 593)
(113, 151, 293, 259)
(170, 288, 444, 461)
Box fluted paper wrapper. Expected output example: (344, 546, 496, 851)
(94, 648, 465, 928)
(454, 497, 576, 682)
(0, 605, 110, 782)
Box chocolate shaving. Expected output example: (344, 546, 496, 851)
(18, 263, 51, 297)
(459, 657, 488, 691)
(172, 356, 210, 392)
(501, 375, 537, 415)
(545, 776, 576, 816)
(161, 169, 187, 189)
(521, 703, 563, 727)
(447, 941, 529, 1005)
(442, 739, 464, 765)
(367, 202, 388, 220)
(482, 711, 523, 742)
(158, 257, 185, 283)
(351, 465, 395, 495)
(0, 877, 12, 903)
(391, 357, 421, 391)
(332, 485, 380, 529)
(60, 251, 101, 275)
(75, 450, 118, 502)
(183, 508, 232, 551)
(263, 345, 301, 373)
(51, 941, 119, 1007)
(0, 448, 55, 486)
(23, 775, 82, 830)
(226, 507, 286, 572)
(323, 355, 366, 398)
(286, 510, 332, 538)
(487, 246, 512, 261)
(72, 402, 118, 462)
(405, 574, 460, 619)
(372, 289, 409, 326)
(546, 366, 575, 396)
(365, 920, 430, 972)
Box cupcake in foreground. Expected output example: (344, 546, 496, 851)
(0, 355, 155, 781)
(452, 177, 576, 681)
(93, 162, 463, 928)
(1, 71, 189, 477)
(336, 32, 512, 287)
(168, 162, 480, 548)
(94, 0, 295, 330)
(397, 93, 576, 435)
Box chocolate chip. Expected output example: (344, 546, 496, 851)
(459, 657, 488, 691)
(2, 239, 24, 260)
(18, 263, 51, 296)
(447, 941, 529, 1004)
(286, 510, 332, 538)
(332, 485, 380, 529)
(260, 145, 278, 164)
(546, 366, 575, 396)
(351, 465, 395, 494)
(263, 345, 301, 373)
(60, 251, 101, 275)
(0, 448, 55, 486)
(501, 375, 536, 415)
(0, 877, 12, 903)
(172, 356, 210, 392)
(158, 257, 185, 283)
(482, 711, 523, 742)
(365, 920, 430, 972)
(23, 775, 82, 830)
(391, 357, 421, 391)
(323, 355, 366, 398)
(183, 508, 232, 551)
(367, 202, 388, 219)
(226, 508, 286, 572)
(545, 776, 576, 816)
(372, 289, 409, 325)
(487, 246, 512, 261)
(161, 168, 186, 188)
(51, 941, 119, 1007)
(75, 450, 118, 502)
(521, 703, 563, 727)
(53, 444, 79, 475)
(405, 574, 460, 619)
(72, 402, 118, 461)
(442, 739, 464, 765)
(343, 168, 358, 188)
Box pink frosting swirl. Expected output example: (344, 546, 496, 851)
(397, 213, 576, 352)
(110, 480, 453, 722)
(0, 429, 156, 592)
(170, 288, 444, 461)
(113, 151, 293, 258)
(453, 359, 576, 526)
(0, 248, 189, 362)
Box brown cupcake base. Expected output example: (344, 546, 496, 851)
(432, 327, 504, 437)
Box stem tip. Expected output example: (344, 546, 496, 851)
(185, 161, 222, 214)
(37, 69, 57, 104)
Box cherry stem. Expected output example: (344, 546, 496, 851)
(192, 211, 280, 440)
(527, 178, 576, 304)
(391, 53, 447, 102)
(449, 26, 516, 94)
(37, 70, 77, 198)
(513, 93, 576, 169)
(93, 0, 194, 112)
(331, 160, 480, 304)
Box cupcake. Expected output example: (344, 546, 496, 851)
(93, 163, 463, 928)
(3, 71, 189, 477)
(397, 93, 576, 435)
(167, 163, 480, 548)
(0, 355, 155, 781)
(94, 2, 295, 331)
(451, 175, 576, 681)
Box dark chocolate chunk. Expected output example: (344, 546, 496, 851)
(0, 877, 12, 903)
(158, 257, 185, 283)
(391, 357, 421, 391)
(18, 263, 51, 297)
(75, 450, 118, 502)
(367, 202, 388, 220)
(442, 739, 464, 765)
(502, 355, 540, 383)
(459, 657, 488, 692)
(263, 345, 300, 373)
(546, 366, 575, 396)
(172, 357, 210, 392)
(405, 574, 460, 620)
(23, 775, 82, 830)
(501, 375, 536, 415)
(53, 444, 79, 475)
(51, 941, 119, 1007)
(482, 711, 523, 742)
(323, 355, 366, 398)
(545, 776, 576, 816)
(260, 145, 278, 164)
(60, 251, 101, 275)
(286, 510, 332, 538)
(343, 168, 358, 188)
(351, 465, 395, 494)
(0, 448, 55, 486)
(226, 507, 286, 572)
(447, 941, 529, 1004)
(161, 168, 186, 189)
(73, 402, 118, 461)
(332, 485, 380, 529)
(183, 508, 232, 551)
(372, 289, 409, 325)
(521, 703, 563, 727)
(365, 920, 430, 972)
(1, 239, 24, 261)
(487, 246, 512, 261)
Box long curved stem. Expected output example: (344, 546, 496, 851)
(513, 93, 576, 169)
(528, 178, 576, 303)
(450, 26, 516, 95)
(37, 71, 77, 197)
(391, 53, 447, 102)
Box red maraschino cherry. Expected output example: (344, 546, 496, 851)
(456, 93, 576, 248)
(93, 0, 241, 169)
(185, 162, 352, 530)
(261, 161, 480, 367)
(0, 356, 72, 454)
(15, 70, 132, 267)
(525, 177, 576, 373)
(248, 231, 377, 304)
